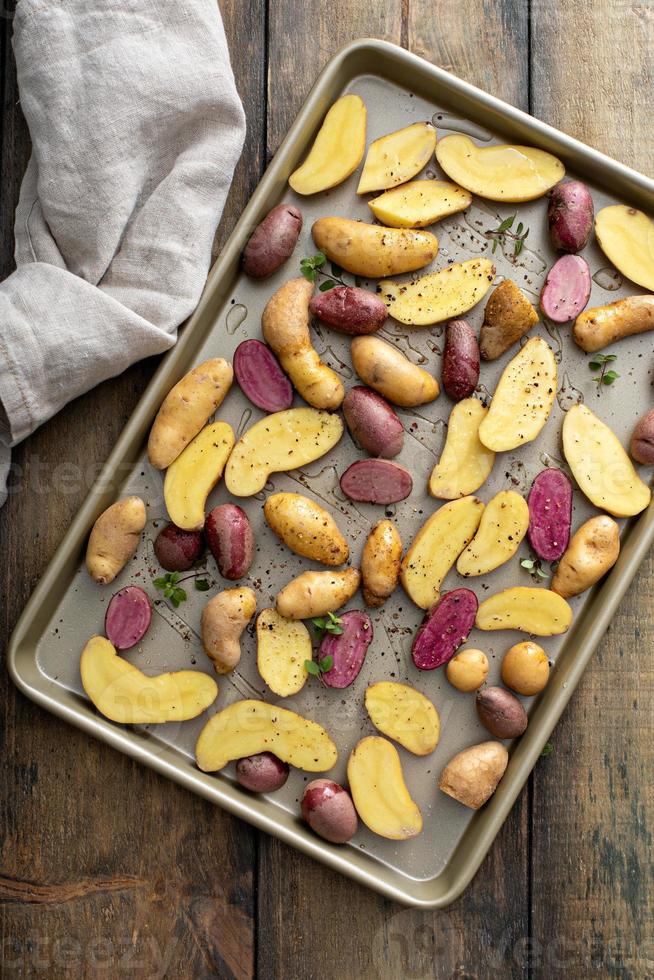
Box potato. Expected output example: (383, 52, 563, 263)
(479, 279, 539, 360)
(154, 522, 204, 572)
(347, 737, 422, 840)
(241, 203, 303, 279)
(81, 635, 217, 724)
(401, 496, 484, 609)
(436, 134, 565, 202)
(147, 358, 233, 470)
(340, 459, 413, 505)
(595, 204, 654, 292)
(86, 496, 147, 585)
(163, 422, 234, 531)
(357, 121, 436, 194)
(539, 255, 591, 323)
(439, 741, 509, 810)
(551, 515, 620, 599)
(318, 610, 373, 689)
(235, 753, 289, 793)
(412, 588, 478, 670)
(379, 258, 495, 327)
(263, 492, 349, 566)
(225, 408, 343, 497)
(361, 519, 402, 608)
(476, 587, 573, 636)
(195, 699, 338, 773)
(104, 586, 151, 650)
(446, 648, 489, 692)
(457, 490, 529, 577)
(630, 408, 654, 465)
(562, 404, 651, 517)
(289, 94, 366, 195)
(501, 641, 550, 696)
(233, 339, 293, 413)
(364, 681, 440, 755)
(572, 295, 654, 353)
(527, 468, 573, 562)
(262, 278, 344, 410)
(301, 779, 358, 844)
(309, 286, 387, 335)
(441, 319, 480, 401)
(256, 608, 310, 697)
(312, 217, 438, 279)
(368, 179, 472, 227)
(428, 398, 495, 500)
(205, 504, 254, 580)
(342, 386, 404, 458)
(350, 335, 439, 407)
(276, 568, 360, 621)
(201, 587, 257, 674)
(476, 686, 528, 739)
(478, 337, 557, 452)
(547, 179, 594, 253)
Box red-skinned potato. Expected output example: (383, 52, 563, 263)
(242, 203, 303, 279)
(630, 408, 654, 465)
(539, 255, 591, 323)
(235, 752, 290, 793)
(105, 586, 152, 650)
(547, 180, 594, 253)
(205, 504, 254, 581)
(318, 611, 373, 689)
(442, 319, 480, 401)
(340, 459, 412, 504)
(476, 686, 528, 739)
(412, 589, 478, 670)
(527, 468, 573, 562)
(309, 286, 387, 335)
(233, 339, 293, 413)
(342, 387, 404, 459)
(301, 779, 358, 843)
(154, 522, 204, 572)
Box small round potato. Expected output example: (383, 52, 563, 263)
(301, 779, 358, 844)
(235, 752, 290, 793)
(476, 687, 528, 739)
(154, 522, 204, 572)
(446, 648, 489, 692)
(501, 641, 550, 696)
(630, 407, 654, 465)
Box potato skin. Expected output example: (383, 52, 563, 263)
(105, 586, 152, 650)
(301, 779, 358, 843)
(446, 648, 489, 692)
(631, 408, 654, 465)
(264, 493, 348, 566)
(312, 216, 438, 278)
(318, 610, 373, 689)
(539, 255, 591, 323)
(309, 286, 387, 335)
(201, 587, 257, 674)
(242, 203, 302, 279)
(573, 295, 654, 353)
(351, 335, 439, 407)
(439, 741, 509, 810)
(340, 459, 413, 505)
(342, 387, 404, 458)
(547, 179, 594, 253)
(205, 504, 254, 580)
(412, 589, 478, 670)
(233, 339, 293, 413)
(154, 522, 204, 572)
(86, 496, 146, 585)
(501, 641, 550, 696)
(361, 519, 402, 608)
(479, 279, 539, 361)
(476, 686, 528, 739)
(235, 752, 290, 793)
(551, 515, 620, 599)
(527, 468, 573, 562)
(442, 319, 480, 401)
(276, 568, 360, 621)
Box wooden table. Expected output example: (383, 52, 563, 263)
(1, 2, 652, 976)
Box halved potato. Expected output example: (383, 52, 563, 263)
(436, 134, 565, 202)
(457, 490, 529, 576)
(429, 398, 495, 499)
(595, 205, 654, 292)
(347, 736, 423, 839)
(476, 587, 573, 635)
(289, 94, 366, 195)
(312, 217, 438, 278)
(225, 408, 343, 497)
(379, 258, 495, 326)
(164, 422, 234, 530)
(368, 179, 471, 227)
(562, 404, 651, 517)
(478, 337, 557, 452)
(357, 121, 436, 194)
(256, 608, 310, 697)
(400, 496, 484, 609)
(364, 681, 440, 755)
(81, 636, 218, 724)
(195, 699, 337, 773)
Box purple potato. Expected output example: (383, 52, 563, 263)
(547, 180, 594, 253)
(233, 339, 293, 413)
(539, 254, 591, 323)
(412, 589, 478, 670)
(342, 386, 404, 458)
(154, 523, 204, 572)
(242, 203, 303, 278)
(105, 586, 152, 650)
(309, 286, 387, 335)
(301, 779, 358, 843)
(318, 610, 373, 689)
(340, 459, 412, 505)
(442, 319, 480, 401)
(527, 468, 573, 562)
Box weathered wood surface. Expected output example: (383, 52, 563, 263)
(0, 1, 651, 977)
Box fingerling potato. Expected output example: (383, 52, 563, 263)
(379, 258, 495, 327)
(368, 179, 472, 227)
(365, 681, 440, 755)
(548, 180, 594, 253)
(242, 203, 303, 279)
(347, 737, 423, 840)
(630, 408, 654, 465)
(361, 519, 402, 608)
(312, 217, 438, 278)
(163, 422, 234, 531)
(357, 121, 436, 194)
(256, 608, 310, 697)
(457, 490, 529, 576)
(289, 94, 366, 195)
(539, 255, 591, 324)
(595, 204, 654, 292)
(476, 587, 573, 636)
(479, 279, 539, 360)
(412, 589, 478, 670)
(86, 496, 147, 585)
(201, 587, 257, 674)
(527, 468, 573, 562)
(551, 515, 620, 598)
(264, 492, 349, 566)
(439, 741, 509, 810)
(339, 459, 413, 505)
(301, 780, 358, 844)
(441, 319, 480, 401)
(205, 504, 254, 581)
(428, 398, 495, 500)
(309, 286, 387, 335)
(436, 134, 564, 202)
(318, 610, 373, 689)
(276, 568, 361, 621)
(351, 335, 439, 407)
(573, 295, 654, 353)
(233, 339, 293, 413)
(342, 386, 404, 458)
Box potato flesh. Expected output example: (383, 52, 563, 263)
(562, 404, 651, 517)
(436, 134, 565, 202)
(264, 492, 349, 566)
(478, 337, 557, 452)
(312, 217, 438, 278)
(457, 490, 529, 576)
(163, 422, 234, 531)
(289, 94, 366, 195)
(347, 737, 423, 839)
(401, 496, 484, 609)
(476, 587, 573, 635)
(365, 682, 440, 755)
(256, 608, 310, 697)
(357, 122, 436, 194)
(195, 699, 338, 772)
(379, 258, 495, 326)
(224, 408, 343, 497)
(429, 398, 495, 499)
(368, 179, 471, 227)
(595, 205, 654, 292)
(81, 636, 218, 724)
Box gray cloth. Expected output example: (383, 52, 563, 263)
(0, 0, 246, 505)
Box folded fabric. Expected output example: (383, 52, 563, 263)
(0, 0, 246, 505)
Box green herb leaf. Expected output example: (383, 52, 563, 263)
(604, 354, 617, 362)
(319, 279, 336, 291)
(588, 360, 602, 371)
(516, 221, 524, 235)
(491, 239, 498, 253)
(514, 239, 524, 257)
(541, 742, 554, 757)
(536, 566, 549, 579)
(195, 579, 210, 592)
(318, 655, 334, 672)
(311, 617, 328, 631)
(602, 370, 619, 385)
(153, 576, 168, 590)
(497, 215, 515, 232)
(330, 262, 343, 278)
(521, 559, 535, 570)
(304, 659, 321, 676)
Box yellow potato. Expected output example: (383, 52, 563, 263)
(256, 608, 310, 697)
(379, 258, 495, 326)
(368, 179, 472, 227)
(364, 682, 440, 755)
(81, 636, 218, 724)
(478, 337, 557, 452)
(551, 515, 620, 599)
(276, 568, 360, 620)
(263, 492, 348, 566)
(147, 358, 233, 469)
(163, 421, 234, 531)
(573, 295, 654, 353)
(225, 408, 343, 497)
(401, 496, 484, 609)
(312, 217, 438, 278)
(429, 398, 495, 499)
(361, 519, 402, 607)
(201, 587, 256, 674)
(86, 496, 146, 585)
(595, 205, 654, 292)
(457, 490, 529, 576)
(350, 335, 439, 407)
(501, 641, 550, 696)
(357, 122, 435, 194)
(439, 741, 509, 810)
(562, 404, 651, 517)
(436, 134, 565, 202)
(262, 278, 344, 410)
(446, 648, 489, 693)
(289, 93, 366, 195)
(476, 587, 573, 635)
(195, 699, 338, 773)
(347, 736, 423, 839)
(480, 279, 539, 361)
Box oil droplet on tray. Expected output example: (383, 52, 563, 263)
(226, 303, 247, 334)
